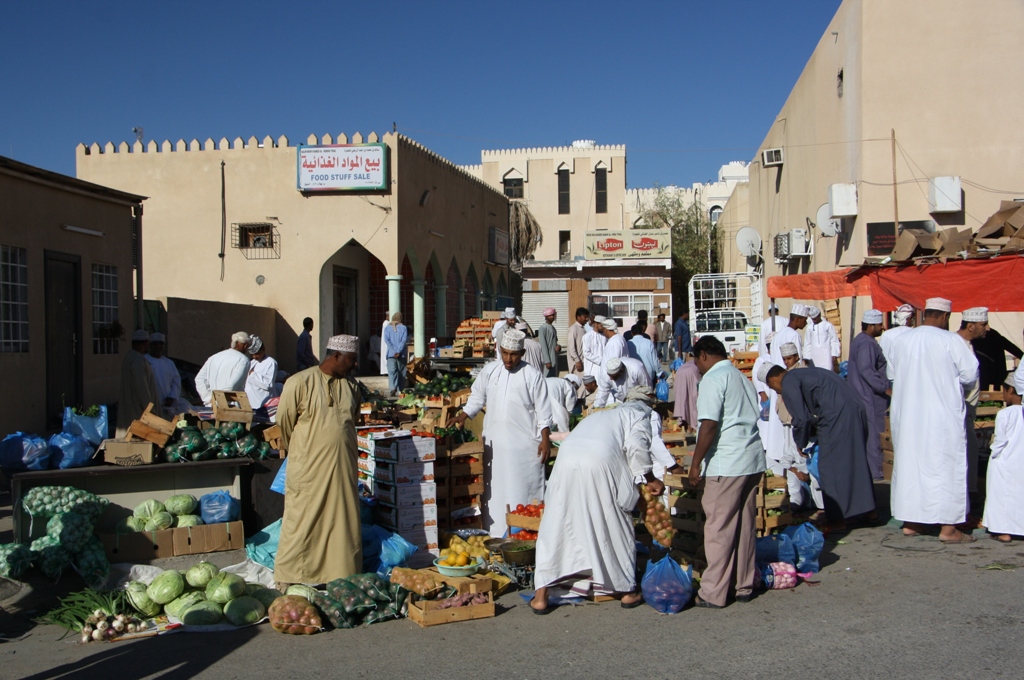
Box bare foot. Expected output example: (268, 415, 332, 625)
(530, 587, 549, 612)
(902, 522, 925, 536)
(993, 534, 1012, 543)
(620, 591, 643, 605)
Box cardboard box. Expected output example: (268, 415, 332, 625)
(172, 521, 244, 556)
(371, 460, 435, 485)
(102, 440, 158, 466)
(374, 482, 438, 507)
(364, 433, 437, 463)
(400, 526, 440, 551)
(100, 529, 174, 562)
(375, 502, 439, 531)
(881, 433, 893, 452)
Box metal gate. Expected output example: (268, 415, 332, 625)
(521, 291, 569, 344)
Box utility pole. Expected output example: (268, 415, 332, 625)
(891, 129, 899, 232)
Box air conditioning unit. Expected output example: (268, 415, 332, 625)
(773, 233, 791, 263)
(789, 228, 810, 256)
(762, 148, 784, 167)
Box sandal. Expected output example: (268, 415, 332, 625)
(620, 595, 645, 609)
(939, 532, 976, 544)
(991, 535, 1013, 544)
(530, 603, 555, 615)
(693, 595, 723, 609)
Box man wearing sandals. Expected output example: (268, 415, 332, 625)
(889, 297, 979, 543)
(686, 336, 766, 608)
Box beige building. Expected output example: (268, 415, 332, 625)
(77, 133, 511, 369)
(720, 0, 1024, 353)
(0, 156, 144, 435)
(465, 141, 680, 345)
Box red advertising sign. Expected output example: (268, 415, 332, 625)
(597, 238, 624, 252)
(632, 237, 659, 251)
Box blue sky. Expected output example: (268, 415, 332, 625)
(0, 1, 841, 188)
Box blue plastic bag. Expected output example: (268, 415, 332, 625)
(0, 432, 50, 472)
(245, 519, 281, 569)
(641, 556, 693, 614)
(380, 532, 419, 567)
(62, 406, 109, 446)
(670, 358, 684, 373)
(270, 459, 287, 494)
(47, 432, 94, 469)
(656, 378, 670, 402)
(782, 522, 825, 573)
(755, 533, 797, 567)
(199, 490, 240, 524)
(806, 444, 820, 481)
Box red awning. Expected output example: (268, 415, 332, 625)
(766, 268, 871, 299)
(850, 255, 1024, 312)
(767, 255, 1024, 312)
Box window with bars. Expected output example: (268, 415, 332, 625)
(1, 245, 29, 353)
(595, 168, 608, 214)
(503, 177, 524, 199)
(557, 168, 570, 214)
(92, 264, 119, 354)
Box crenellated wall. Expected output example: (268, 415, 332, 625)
(77, 131, 510, 365)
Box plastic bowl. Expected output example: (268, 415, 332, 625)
(433, 556, 484, 577)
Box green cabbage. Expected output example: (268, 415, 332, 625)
(116, 516, 145, 533)
(286, 584, 319, 601)
(206, 572, 246, 603)
(166, 590, 207, 619)
(186, 561, 220, 588)
(144, 511, 174, 531)
(165, 494, 197, 516)
(249, 586, 283, 609)
(127, 586, 162, 617)
(223, 595, 266, 626)
(147, 570, 185, 604)
(181, 600, 223, 625)
(0, 543, 35, 579)
(175, 514, 204, 528)
(45, 512, 93, 552)
(133, 499, 166, 521)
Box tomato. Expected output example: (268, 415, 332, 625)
(516, 504, 525, 513)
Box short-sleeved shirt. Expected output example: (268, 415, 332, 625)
(695, 359, 766, 477)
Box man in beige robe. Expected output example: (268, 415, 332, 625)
(275, 334, 362, 587)
(116, 329, 160, 436)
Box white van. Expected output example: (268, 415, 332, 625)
(688, 273, 762, 355)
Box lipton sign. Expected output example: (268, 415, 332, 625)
(584, 229, 671, 259)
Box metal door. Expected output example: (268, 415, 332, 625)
(45, 252, 82, 429)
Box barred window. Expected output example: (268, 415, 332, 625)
(92, 264, 119, 354)
(0, 245, 29, 352)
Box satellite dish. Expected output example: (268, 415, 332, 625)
(735, 227, 762, 258)
(816, 203, 841, 237)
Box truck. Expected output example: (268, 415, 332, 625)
(687, 273, 763, 355)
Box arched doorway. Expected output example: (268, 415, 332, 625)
(464, 266, 479, 318)
(446, 260, 461, 333)
(319, 240, 387, 375)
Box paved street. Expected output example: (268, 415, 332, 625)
(3, 510, 1023, 679)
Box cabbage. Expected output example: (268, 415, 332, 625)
(133, 499, 165, 521)
(30, 535, 71, 579)
(206, 572, 246, 603)
(181, 600, 223, 625)
(0, 543, 34, 579)
(249, 587, 283, 609)
(147, 570, 185, 604)
(175, 514, 204, 528)
(165, 494, 197, 516)
(45, 512, 93, 552)
(116, 516, 145, 533)
(126, 579, 147, 593)
(286, 584, 320, 601)
(186, 561, 220, 588)
(127, 586, 162, 617)
(223, 595, 266, 626)
(166, 590, 206, 618)
(144, 511, 174, 531)
(244, 582, 263, 596)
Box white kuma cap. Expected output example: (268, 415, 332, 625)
(925, 297, 952, 313)
(500, 329, 526, 352)
(962, 307, 988, 323)
(862, 309, 883, 324)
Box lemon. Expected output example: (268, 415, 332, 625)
(456, 553, 470, 567)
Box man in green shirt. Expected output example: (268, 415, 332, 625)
(687, 335, 766, 608)
(537, 307, 561, 378)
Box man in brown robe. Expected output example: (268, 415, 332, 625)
(275, 334, 362, 587)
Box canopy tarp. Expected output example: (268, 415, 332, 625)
(766, 268, 871, 299)
(767, 255, 1024, 312)
(850, 255, 1024, 312)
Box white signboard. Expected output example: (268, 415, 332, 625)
(297, 143, 387, 191)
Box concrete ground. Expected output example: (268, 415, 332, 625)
(3, 489, 1023, 679)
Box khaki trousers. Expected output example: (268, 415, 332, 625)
(698, 473, 761, 607)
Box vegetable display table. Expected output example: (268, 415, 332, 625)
(11, 459, 251, 544)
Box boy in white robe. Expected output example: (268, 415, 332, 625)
(983, 370, 1024, 542)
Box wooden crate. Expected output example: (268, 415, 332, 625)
(762, 474, 788, 490)
(126, 404, 178, 447)
(420, 568, 493, 595)
(667, 494, 703, 514)
(211, 391, 253, 427)
(756, 511, 793, 532)
(671, 516, 705, 535)
(756, 488, 790, 509)
(407, 591, 495, 627)
(976, 405, 1002, 417)
(262, 424, 285, 457)
(506, 503, 542, 531)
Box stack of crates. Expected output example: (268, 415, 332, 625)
(358, 430, 440, 565)
(436, 440, 485, 530)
